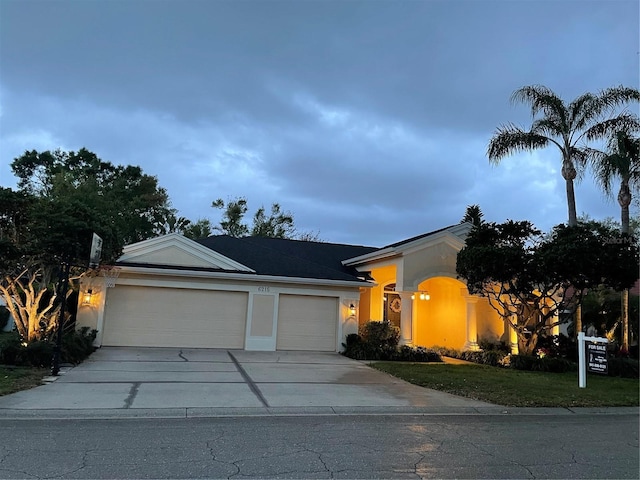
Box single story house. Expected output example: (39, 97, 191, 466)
(77, 223, 544, 352)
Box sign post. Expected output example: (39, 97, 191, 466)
(578, 332, 608, 388)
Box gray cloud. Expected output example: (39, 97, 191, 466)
(1, 0, 637, 245)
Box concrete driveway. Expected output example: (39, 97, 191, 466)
(0, 347, 494, 418)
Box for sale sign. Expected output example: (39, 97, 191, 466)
(586, 341, 608, 374)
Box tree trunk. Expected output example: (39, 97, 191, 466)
(562, 160, 578, 227)
(618, 181, 631, 235)
(621, 289, 629, 352)
(618, 179, 631, 351)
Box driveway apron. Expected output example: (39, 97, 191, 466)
(0, 347, 494, 415)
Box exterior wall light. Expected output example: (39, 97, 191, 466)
(349, 303, 356, 316)
(82, 289, 93, 306)
(414, 291, 430, 301)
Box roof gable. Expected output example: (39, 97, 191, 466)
(342, 223, 471, 267)
(118, 233, 254, 271)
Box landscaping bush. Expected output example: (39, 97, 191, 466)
(477, 337, 510, 354)
(359, 321, 400, 360)
(510, 354, 576, 373)
(61, 327, 97, 364)
(607, 357, 640, 379)
(0, 328, 97, 367)
(341, 333, 372, 360)
(0, 332, 52, 367)
(342, 322, 440, 362)
(390, 345, 442, 362)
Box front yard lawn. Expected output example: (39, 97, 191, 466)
(0, 366, 48, 396)
(373, 362, 639, 407)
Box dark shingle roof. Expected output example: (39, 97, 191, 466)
(196, 236, 378, 282)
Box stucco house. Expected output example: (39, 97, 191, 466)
(77, 223, 526, 352)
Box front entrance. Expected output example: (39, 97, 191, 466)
(383, 284, 401, 329)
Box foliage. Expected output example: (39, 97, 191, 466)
(581, 287, 639, 344)
(389, 346, 442, 362)
(456, 220, 639, 355)
(607, 357, 639, 379)
(342, 331, 441, 362)
(509, 354, 576, 373)
(182, 218, 213, 239)
(488, 84, 640, 227)
(433, 346, 508, 367)
(0, 328, 96, 367)
(61, 327, 97, 364)
(212, 197, 250, 237)
(1, 148, 172, 343)
(461, 204, 484, 227)
(212, 196, 320, 240)
(359, 321, 400, 359)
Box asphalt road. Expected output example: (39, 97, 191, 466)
(1, 413, 638, 479)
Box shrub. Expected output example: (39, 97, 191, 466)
(0, 328, 97, 367)
(359, 321, 400, 360)
(0, 332, 52, 367)
(341, 333, 372, 360)
(390, 345, 442, 362)
(61, 327, 97, 364)
(477, 337, 510, 354)
(607, 357, 639, 379)
(510, 354, 576, 373)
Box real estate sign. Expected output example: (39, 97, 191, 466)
(586, 341, 608, 374)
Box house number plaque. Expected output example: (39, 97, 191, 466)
(257, 286, 271, 292)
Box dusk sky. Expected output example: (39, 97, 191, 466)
(1, 0, 638, 247)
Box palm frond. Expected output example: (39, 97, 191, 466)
(487, 124, 550, 163)
(531, 118, 564, 138)
(569, 93, 599, 132)
(583, 112, 640, 142)
(598, 85, 640, 109)
(511, 85, 566, 124)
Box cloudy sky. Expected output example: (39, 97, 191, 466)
(1, 0, 638, 247)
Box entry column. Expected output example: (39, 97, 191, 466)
(463, 294, 479, 351)
(398, 292, 413, 346)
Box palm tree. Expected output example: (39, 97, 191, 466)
(487, 85, 639, 227)
(592, 131, 640, 234)
(592, 131, 640, 351)
(461, 204, 484, 227)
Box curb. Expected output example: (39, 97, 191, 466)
(0, 405, 637, 420)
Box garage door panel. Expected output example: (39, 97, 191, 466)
(276, 295, 337, 351)
(102, 286, 247, 348)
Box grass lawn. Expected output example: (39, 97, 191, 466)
(373, 362, 639, 407)
(0, 366, 48, 396)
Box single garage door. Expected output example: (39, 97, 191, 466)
(102, 286, 248, 348)
(276, 294, 337, 351)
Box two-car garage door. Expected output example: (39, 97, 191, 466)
(101, 286, 338, 351)
(102, 286, 248, 348)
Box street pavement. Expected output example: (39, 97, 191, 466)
(1, 414, 638, 479)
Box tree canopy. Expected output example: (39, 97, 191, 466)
(487, 85, 640, 227)
(1, 148, 174, 341)
(456, 220, 638, 354)
(212, 197, 318, 240)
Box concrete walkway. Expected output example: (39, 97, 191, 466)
(0, 347, 636, 419)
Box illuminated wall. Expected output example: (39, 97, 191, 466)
(413, 277, 467, 349)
